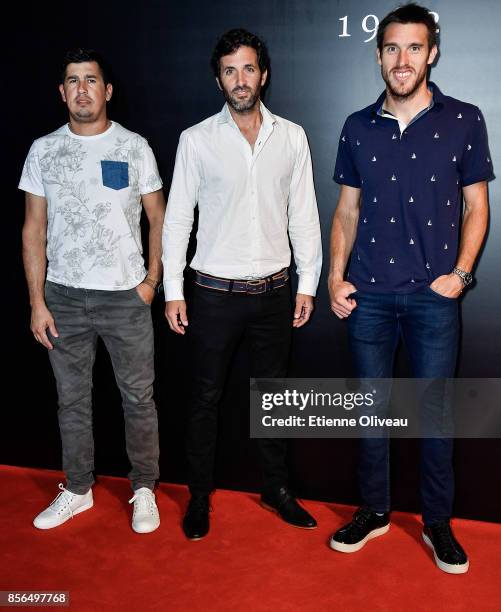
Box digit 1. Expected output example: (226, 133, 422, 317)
(339, 16, 351, 37)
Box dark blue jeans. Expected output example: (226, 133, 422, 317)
(347, 287, 459, 525)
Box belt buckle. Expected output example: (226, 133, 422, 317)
(246, 279, 266, 294)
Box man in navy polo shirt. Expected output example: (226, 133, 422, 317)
(328, 4, 493, 573)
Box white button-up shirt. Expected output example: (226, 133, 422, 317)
(162, 102, 322, 301)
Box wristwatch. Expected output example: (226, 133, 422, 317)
(452, 267, 473, 287)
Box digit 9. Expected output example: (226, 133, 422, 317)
(362, 14, 379, 43)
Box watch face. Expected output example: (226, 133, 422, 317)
(464, 273, 473, 285)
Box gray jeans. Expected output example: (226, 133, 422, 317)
(44, 281, 160, 494)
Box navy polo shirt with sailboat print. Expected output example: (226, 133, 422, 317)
(333, 82, 494, 294)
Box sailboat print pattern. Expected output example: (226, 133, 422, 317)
(333, 84, 493, 291)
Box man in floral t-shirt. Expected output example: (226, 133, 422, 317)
(19, 48, 166, 534)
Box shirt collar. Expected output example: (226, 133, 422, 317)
(218, 100, 277, 130)
(371, 81, 445, 117)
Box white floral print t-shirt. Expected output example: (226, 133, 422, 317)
(19, 121, 163, 290)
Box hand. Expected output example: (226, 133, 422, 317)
(293, 293, 314, 328)
(165, 300, 188, 335)
(136, 282, 155, 305)
(328, 275, 358, 319)
(429, 273, 463, 299)
(31, 302, 58, 350)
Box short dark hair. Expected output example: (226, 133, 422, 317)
(210, 28, 270, 78)
(377, 3, 438, 53)
(61, 48, 112, 85)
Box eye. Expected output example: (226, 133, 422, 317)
(386, 46, 397, 54)
(88, 78, 97, 84)
(224, 68, 233, 76)
(246, 66, 255, 72)
(410, 46, 420, 53)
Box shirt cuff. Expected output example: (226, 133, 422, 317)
(164, 279, 184, 301)
(297, 274, 319, 297)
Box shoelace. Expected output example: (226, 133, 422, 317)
(49, 483, 75, 517)
(349, 508, 375, 534)
(129, 490, 157, 516)
(431, 523, 455, 551)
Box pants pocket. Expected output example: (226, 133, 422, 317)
(426, 286, 457, 302)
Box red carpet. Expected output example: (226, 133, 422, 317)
(0, 465, 499, 611)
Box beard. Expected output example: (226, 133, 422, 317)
(223, 83, 261, 113)
(72, 109, 94, 121)
(382, 64, 428, 101)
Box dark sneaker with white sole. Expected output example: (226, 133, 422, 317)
(330, 507, 390, 552)
(423, 522, 469, 574)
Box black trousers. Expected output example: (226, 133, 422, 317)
(186, 281, 292, 496)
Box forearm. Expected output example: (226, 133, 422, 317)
(329, 202, 359, 281)
(146, 216, 164, 281)
(22, 224, 47, 307)
(455, 199, 488, 272)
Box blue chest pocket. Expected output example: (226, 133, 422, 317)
(101, 160, 129, 190)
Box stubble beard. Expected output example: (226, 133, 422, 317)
(224, 84, 261, 113)
(383, 65, 428, 102)
(71, 108, 94, 122)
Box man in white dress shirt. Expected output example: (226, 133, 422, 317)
(163, 29, 322, 540)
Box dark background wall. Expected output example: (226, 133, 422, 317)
(4, 0, 500, 522)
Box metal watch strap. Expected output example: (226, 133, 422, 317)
(452, 267, 473, 286)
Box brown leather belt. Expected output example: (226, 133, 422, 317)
(195, 269, 289, 295)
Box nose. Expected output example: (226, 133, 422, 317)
(235, 69, 247, 88)
(77, 79, 88, 94)
(397, 49, 409, 66)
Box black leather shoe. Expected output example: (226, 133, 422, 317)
(183, 495, 210, 540)
(261, 487, 317, 529)
(330, 507, 390, 552)
(423, 522, 469, 574)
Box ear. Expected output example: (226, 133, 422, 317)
(427, 45, 438, 65)
(59, 83, 66, 103)
(215, 77, 223, 91)
(376, 48, 382, 66)
(105, 83, 113, 102)
(260, 69, 268, 87)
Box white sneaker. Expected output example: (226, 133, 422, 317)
(129, 487, 160, 534)
(33, 483, 93, 529)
